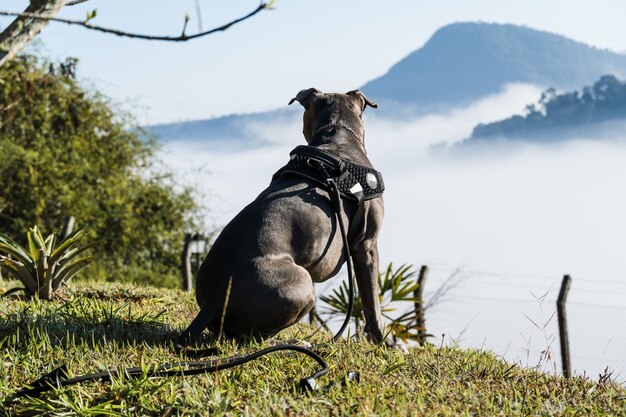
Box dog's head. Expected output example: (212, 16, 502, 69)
(289, 88, 378, 143)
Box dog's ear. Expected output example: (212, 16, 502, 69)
(289, 88, 320, 106)
(347, 90, 378, 110)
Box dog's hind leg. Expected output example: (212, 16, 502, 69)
(220, 259, 316, 338)
(266, 260, 316, 331)
(176, 302, 217, 347)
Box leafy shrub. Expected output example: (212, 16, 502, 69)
(0, 55, 201, 287)
(0, 226, 96, 300)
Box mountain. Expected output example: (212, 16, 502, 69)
(362, 22, 626, 111)
(147, 22, 626, 143)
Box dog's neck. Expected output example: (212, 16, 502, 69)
(308, 123, 370, 166)
(312, 122, 367, 155)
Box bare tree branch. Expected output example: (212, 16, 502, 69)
(0, 0, 69, 67)
(0, 2, 269, 42)
(66, 0, 89, 5)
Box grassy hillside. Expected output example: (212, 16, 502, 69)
(1, 281, 625, 416)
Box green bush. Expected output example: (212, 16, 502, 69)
(0, 55, 201, 287)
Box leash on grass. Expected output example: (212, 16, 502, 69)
(6, 148, 368, 402)
(4, 345, 331, 403)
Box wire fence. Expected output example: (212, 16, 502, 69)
(419, 265, 626, 383)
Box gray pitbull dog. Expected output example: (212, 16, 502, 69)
(178, 88, 395, 348)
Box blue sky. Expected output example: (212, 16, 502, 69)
(2, 0, 626, 124)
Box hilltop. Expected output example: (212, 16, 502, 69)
(1, 280, 625, 415)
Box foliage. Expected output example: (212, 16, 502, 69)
(1, 280, 624, 416)
(0, 55, 201, 287)
(471, 74, 626, 140)
(0, 226, 96, 300)
(319, 263, 427, 343)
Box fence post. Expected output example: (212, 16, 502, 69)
(557, 274, 572, 378)
(415, 265, 429, 346)
(182, 233, 193, 292)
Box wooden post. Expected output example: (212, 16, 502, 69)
(191, 233, 205, 274)
(182, 233, 193, 292)
(415, 265, 429, 346)
(557, 274, 572, 378)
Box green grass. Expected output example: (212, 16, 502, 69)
(1, 280, 625, 416)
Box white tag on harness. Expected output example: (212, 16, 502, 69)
(350, 183, 364, 196)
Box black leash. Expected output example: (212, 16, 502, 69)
(5, 345, 330, 404)
(317, 170, 356, 342)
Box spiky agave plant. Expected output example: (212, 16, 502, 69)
(0, 226, 97, 300)
(319, 263, 426, 343)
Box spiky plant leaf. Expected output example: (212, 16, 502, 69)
(0, 257, 38, 294)
(27, 226, 47, 261)
(53, 239, 102, 265)
(54, 255, 92, 281)
(0, 242, 32, 266)
(52, 259, 93, 288)
(49, 229, 89, 263)
(0, 234, 31, 262)
(44, 233, 56, 254)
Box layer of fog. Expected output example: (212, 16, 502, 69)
(160, 83, 626, 378)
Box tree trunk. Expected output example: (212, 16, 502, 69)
(0, 0, 68, 67)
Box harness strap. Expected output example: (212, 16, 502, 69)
(289, 145, 345, 172)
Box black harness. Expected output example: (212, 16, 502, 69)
(272, 145, 385, 243)
(272, 145, 385, 202)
